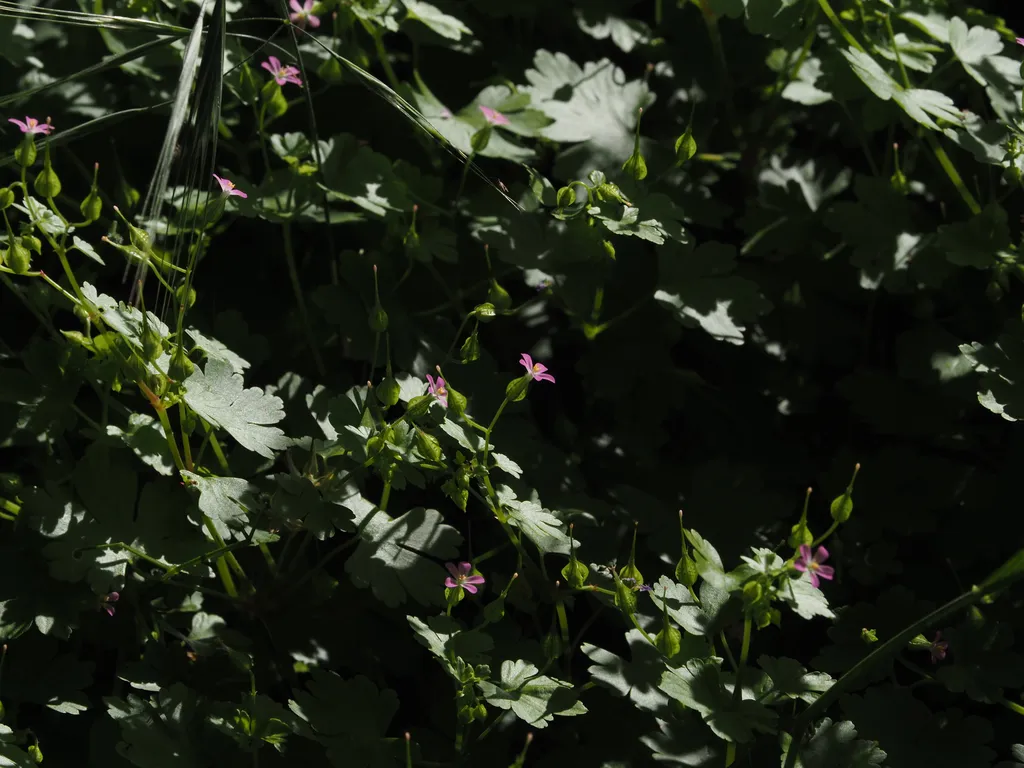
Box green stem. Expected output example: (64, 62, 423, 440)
(202, 517, 240, 597)
(811, 521, 839, 548)
(925, 132, 981, 215)
(282, 223, 327, 377)
(481, 397, 510, 472)
(816, 0, 863, 51)
(732, 617, 752, 703)
(178, 403, 193, 470)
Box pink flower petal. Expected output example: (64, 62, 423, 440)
(462, 582, 479, 594)
(1017, 37, 1024, 47)
(444, 577, 458, 589)
(792, 560, 808, 573)
(534, 371, 556, 384)
(519, 353, 534, 374)
(307, 13, 320, 28)
(813, 546, 830, 564)
(289, 0, 302, 11)
(808, 572, 820, 589)
(479, 105, 510, 127)
(445, 562, 460, 579)
(797, 544, 812, 564)
(815, 564, 835, 581)
(457, 561, 472, 577)
(465, 574, 486, 585)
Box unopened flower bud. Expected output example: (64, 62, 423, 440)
(561, 559, 589, 589)
(555, 186, 575, 208)
(655, 623, 682, 657)
(376, 375, 401, 407)
(14, 139, 37, 168)
(141, 326, 163, 363)
(506, 376, 529, 402)
(7, 239, 31, 274)
(33, 165, 61, 198)
(414, 428, 443, 462)
(488, 280, 511, 311)
(460, 329, 480, 363)
(22, 234, 41, 254)
(470, 125, 492, 153)
(0, 187, 13, 210)
(176, 283, 197, 310)
(168, 347, 194, 381)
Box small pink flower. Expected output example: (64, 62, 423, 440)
(793, 545, 835, 589)
(289, 0, 320, 29)
(1016, 37, 1024, 47)
(439, 108, 452, 119)
(426, 373, 448, 408)
(261, 56, 303, 87)
(519, 353, 556, 384)
(479, 105, 510, 127)
(929, 631, 949, 663)
(445, 561, 485, 594)
(212, 173, 247, 199)
(101, 591, 119, 617)
(8, 116, 53, 135)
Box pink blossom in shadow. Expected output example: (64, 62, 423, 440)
(213, 173, 247, 199)
(479, 105, 510, 127)
(8, 116, 53, 135)
(289, 0, 320, 29)
(519, 353, 555, 384)
(793, 545, 835, 589)
(102, 591, 120, 617)
(426, 374, 448, 408)
(445, 562, 485, 594)
(261, 56, 303, 87)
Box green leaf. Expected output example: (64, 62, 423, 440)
(658, 657, 778, 743)
(935, 203, 1011, 268)
(403, 0, 472, 41)
(502, 494, 573, 555)
(960, 323, 1024, 422)
(655, 242, 772, 345)
(319, 134, 413, 215)
(949, 17, 1003, 86)
(3, 634, 94, 714)
(840, 48, 963, 130)
(583, 628, 675, 712)
(521, 50, 653, 176)
(647, 575, 707, 636)
(0, 726, 34, 768)
(180, 472, 261, 542)
(339, 497, 463, 607)
(106, 684, 203, 768)
(477, 659, 587, 728)
(408, 615, 494, 668)
(840, 685, 996, 768)
(81, 282, 170, 354)
(780, 718, 886, 768)
(757, 656, 834, 705)
(780, 574, 835, 620)
(288, 671, 401, 767)
(491, 452, 523, 478)
(106, 413, 175, 476)
(183, 357, 291, 459)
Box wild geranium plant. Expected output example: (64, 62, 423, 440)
(2, 0, 1024, 767)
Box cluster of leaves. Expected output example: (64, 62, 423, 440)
(2, 0, 1024, 766)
